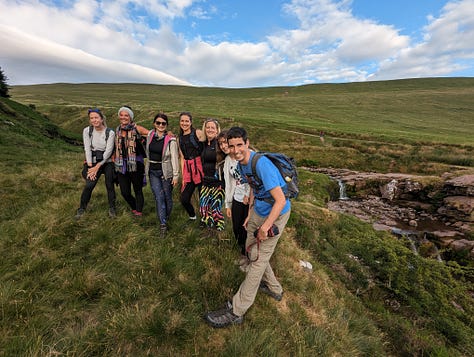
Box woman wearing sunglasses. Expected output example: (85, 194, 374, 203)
(145, 113, 179, 236)
(75, 108, 116, 219)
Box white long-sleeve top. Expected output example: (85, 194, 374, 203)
(223, 155, 250, 209)
(82, 126, 115, 166)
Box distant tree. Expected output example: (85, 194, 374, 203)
(0, 66, 11, 98)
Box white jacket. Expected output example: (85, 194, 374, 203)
(223, 155, 250, 209)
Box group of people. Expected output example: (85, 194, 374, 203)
(76, 107, 292, 327)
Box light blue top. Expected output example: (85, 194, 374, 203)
(239, 151, 291, 217)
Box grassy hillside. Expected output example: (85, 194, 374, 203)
(11, 78, 474, 175)
(1, 80, 474, 356)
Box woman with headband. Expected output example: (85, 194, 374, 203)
(75, 108, 116, 219)
(114, 106, 149, 217)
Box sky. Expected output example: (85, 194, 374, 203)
(0, 0, 473, 88)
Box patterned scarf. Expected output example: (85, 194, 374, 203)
(114, 124, 139, 173)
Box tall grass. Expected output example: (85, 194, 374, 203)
(2, 79, 474, 356)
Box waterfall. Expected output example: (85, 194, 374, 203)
(406, 235, 419, 255)
(337, 179, 349, 200)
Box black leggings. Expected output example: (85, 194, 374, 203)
(80, 162, 116, 209)
(231, 198, 249, 255)
(117, 162, 145, 213)
(180, 181, 201, 217)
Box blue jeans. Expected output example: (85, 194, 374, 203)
(149, 169, 173, 225)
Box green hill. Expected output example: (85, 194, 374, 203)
(1, 79, 474, 356)
(11, 78, 474, 174)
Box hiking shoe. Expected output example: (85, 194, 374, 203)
(108, 208, 116, 218)
(206, 300, 233, 318)
(189, 215, 197, 221)
(132, 210, 142, 217)
(160, 224, 167, 237)
(259, 282, 283, 301)
(204, 301, 243, 328)
(234, 255, 249, 266)
(75, 208, 85, 220)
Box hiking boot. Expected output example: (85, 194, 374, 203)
(75, 208, 85, 220)
(259, 282, 283, 301)
(189, 215, 197, 221)
(108, 208, 116, 218)
(204, 301, 243, 328)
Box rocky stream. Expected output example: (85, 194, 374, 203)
(308, 168, 474, 262)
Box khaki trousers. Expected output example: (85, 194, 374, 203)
(232, 209, 290, 316)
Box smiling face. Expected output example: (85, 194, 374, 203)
(89, 111, 104, 128)
(227, 137, 250, 164)
(179, 114, 192, 134)
(218, 137, 230, 155)
(119, 110, 132, 127)
(154, 117, 168, 134)
(205, 120, 218, 141)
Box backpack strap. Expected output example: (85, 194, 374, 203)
(162, 134, 171, 160)
(105, 127, 111, 142)
(190, 128, 200, 150)
(89, 126, 112, 142)
(250, 153, 264, 188)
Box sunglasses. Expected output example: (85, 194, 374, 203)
(88, 108, 101, 114)
(155, 121, 167, 126)
(205, 118, 219, 125)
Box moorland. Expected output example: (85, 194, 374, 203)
(1, 77, 473, 356)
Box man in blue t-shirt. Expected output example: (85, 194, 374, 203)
(204, 126, 291, 328)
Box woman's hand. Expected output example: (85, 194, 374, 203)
(87, 165, 100, 180)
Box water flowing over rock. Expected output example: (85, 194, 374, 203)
(309, 168, 474, 261)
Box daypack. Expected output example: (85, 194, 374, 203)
(86, 126, 114, 163)
(179, 128, 202, 159)
(246, 152, 299, 201)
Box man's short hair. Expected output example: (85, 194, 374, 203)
(227, 126, 248, 142)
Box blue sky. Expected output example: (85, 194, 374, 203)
(1, 0, 473, 87)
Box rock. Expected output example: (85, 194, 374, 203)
(440, 196, 474, 222)
(372, 223, 393, 232)
(408, 220, 418, 227)
(448, 239, 474, 252)
(444, 175, 474, 196)
(431, 230, 461, 239)
(381, 179, 398, 201)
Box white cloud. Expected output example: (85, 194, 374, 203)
(0, 25, 190, 85)
(370, 0, 474, 80)
(0, 0, 472, 87)
(270, 0, 409, 82)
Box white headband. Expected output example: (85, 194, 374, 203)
(118, 107, 134, 121)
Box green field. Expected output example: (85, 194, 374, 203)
(11, 77, 474, 174)
(1, 78, 473, 356)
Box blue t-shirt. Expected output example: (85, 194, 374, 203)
(239, 152, 291, 217)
